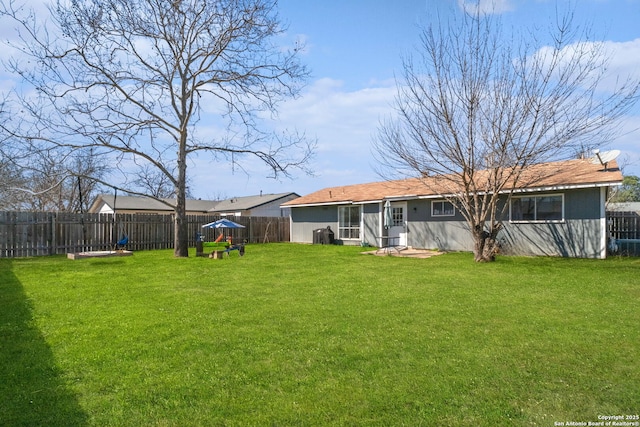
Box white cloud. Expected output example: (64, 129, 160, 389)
(529, 38, 640, 177)
(187, 78, 399, 197)
(612, 115, 640, 178)
(457, 0, 514, 15)
(274, 78, 396, 178)
(277, 78, 395, 138)
(601, 38, 640, 82)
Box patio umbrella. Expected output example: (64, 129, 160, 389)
(383, 200, 392, 230)
(201, 218, 246, 229)
(201, 218, 246, 245)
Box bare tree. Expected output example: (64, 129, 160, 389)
(374, 9, 639, 262)
(132, 164, 186, 200)
(0, 155, 28, 210)
(0, 145, 107, 211)
(0, 0, 314, 256)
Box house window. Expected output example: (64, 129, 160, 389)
(511, 194, 563, 222)
(391, 206, 404, 226)
(432, 200, 455, 217)
(338, 205, 360, 239)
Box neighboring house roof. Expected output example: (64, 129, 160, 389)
(89, 192, 300, 214)
(209, 192, 299, 213)
(608, 202, 640, 212)
(283, 159, 623, 207)
(89, 195, 217, 213)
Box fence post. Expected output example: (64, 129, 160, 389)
(49, 212, 55, 256)
(0, 212, 290, 258)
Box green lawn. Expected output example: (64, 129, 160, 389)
(1, 244, 638, 426)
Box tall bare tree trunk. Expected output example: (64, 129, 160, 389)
(1, 0, 313, 258)
(174, 139, 189, 257)
(472, 224, 500, 262)
(173, 203, 188, 257)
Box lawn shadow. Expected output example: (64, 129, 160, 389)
(0, 260, 88, 426)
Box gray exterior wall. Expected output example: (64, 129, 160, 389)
(362, 203, 380, 247)
(290, 205, 338, 243)
(289, 188, 607, 258)
(218, 194, 298, 217)
(250, 200, 294, 218)
(407, 199, 473, 251)
(290, 203, 380, 246)
(406, 189, 604, 257)
(500, 188, 604, 258)
(499, 219, 603, 257)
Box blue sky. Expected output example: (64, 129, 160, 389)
(2, 1, 639, 200)
(191, 0, 640, 200)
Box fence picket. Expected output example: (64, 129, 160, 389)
(0, 211, 290, 258)
(607, 210, 640, 256)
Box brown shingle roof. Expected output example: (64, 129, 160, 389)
(283, 158, 623, 207)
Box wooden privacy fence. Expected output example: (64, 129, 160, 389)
(0, 211, 290, 258)
(607, 210, 640, 256)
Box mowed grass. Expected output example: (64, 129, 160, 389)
(1, 244, 638, 426)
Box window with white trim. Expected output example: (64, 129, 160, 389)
(391, 206, 404, 226)
(338, 205, 360, 239)
(432, 200, 455, 217)
(510, 194, 563, 222)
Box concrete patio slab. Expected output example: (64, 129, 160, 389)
(361, 248, 444, 259)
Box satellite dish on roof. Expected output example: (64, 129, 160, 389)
(590, 149, 620, 170)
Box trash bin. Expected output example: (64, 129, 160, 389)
(322, 226, 334, 244)
(313, 228, 324, 244)
(195, 232, 204, 256)
(313, 226, 334, 244)
(196, 240, 204, 256)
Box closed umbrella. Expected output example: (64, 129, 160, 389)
(383, 200, 392, 230)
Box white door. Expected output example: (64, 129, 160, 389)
(388, 202, 407, 247)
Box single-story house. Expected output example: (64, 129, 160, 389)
(282, 158, 623, 259)
(89, 192, 299, 217)
(209, 192, 299, 217)
(607, 202, 640, 214)
(89, 195, 217, 214)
